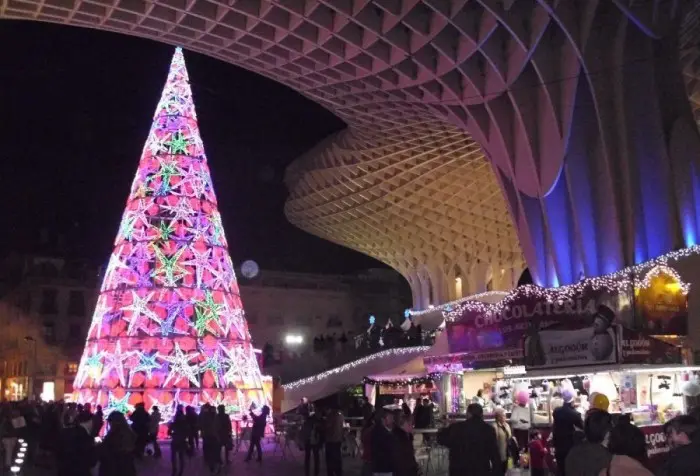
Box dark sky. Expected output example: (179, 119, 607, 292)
(0, 21, 386, 274)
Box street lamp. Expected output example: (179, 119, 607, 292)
(23, 336, 37, 400)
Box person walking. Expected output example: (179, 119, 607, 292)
(360, 413, 374, 476)
(599, 420, 652, 476)
(56, 412, 97, 476)
(493, 408, 514, 473)
(552, 390, 583, 476)
(437, 403, 503, 476)
(528, 429, 549, 476)
(185, 405, 199, 455)
(169, 405, 189, 476)
(129, 402, 150, 459)
(304, 411, 325, 476)
(393, 413, 418, 476)
(149, 406, 162, 458)
(199, 404, 221, 474)
(216, 405, 233, 465)
(92, 405, 104, 438)
(245, 405, 269, 463)
(325, 405, 345, 476)
(565, 410, 612, 476)
(99, 412, 137, 476)
(371, 409, 396, 475)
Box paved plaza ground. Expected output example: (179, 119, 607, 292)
(25, 441, 366, 476)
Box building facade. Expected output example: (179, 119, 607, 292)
(0, 253, 410, 400)
(241, 268, 410, 353)
(0, 254, 99, 400)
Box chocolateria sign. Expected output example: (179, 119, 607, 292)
(446, 287, 618, 366)
(446, 286, 681, 368)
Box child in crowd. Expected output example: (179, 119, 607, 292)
(529, 429, 549, 476)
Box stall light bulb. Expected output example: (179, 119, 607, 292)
(9, 466, 19, 473)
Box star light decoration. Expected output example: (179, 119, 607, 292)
(101, 341, 134, 388)
(73, 47, 269, 421)
(403, 245, 700, 323)
(161, 343, 200, 387)
(128, 351, 162, 386)
(122, 291, 162, 336)
(104, 392, 134, 417)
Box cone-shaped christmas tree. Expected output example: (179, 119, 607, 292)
(74, 48, 269, 422)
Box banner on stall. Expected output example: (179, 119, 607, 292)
(446, 286, 622, 367)
(619, 327, 682, 365)
(525, 326, 617, 369)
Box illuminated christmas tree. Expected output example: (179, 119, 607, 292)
(73, 47, 269, 421)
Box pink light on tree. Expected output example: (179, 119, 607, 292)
(73, 47, 270, 421)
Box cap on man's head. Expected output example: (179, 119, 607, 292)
(467, 403, 484, 419)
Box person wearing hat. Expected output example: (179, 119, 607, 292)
(552, 389, 583, 476)
(56, 411, 97, 476)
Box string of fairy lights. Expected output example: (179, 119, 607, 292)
(282, 346, 431, 390)
(408, 248, 695, 323)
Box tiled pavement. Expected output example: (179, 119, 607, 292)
(25, 441, 365, 476)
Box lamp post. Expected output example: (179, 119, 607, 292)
(23, 336, 37, 400)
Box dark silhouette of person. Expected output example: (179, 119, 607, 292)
(245, 405, 270, 463)
(128, 403, 150, 459)
(168, 405, 188, 476)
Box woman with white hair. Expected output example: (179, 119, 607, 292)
(493, 407, 513, 473)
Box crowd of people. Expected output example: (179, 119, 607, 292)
(0, 398, 274, 476)
(296, 392, 700, 476)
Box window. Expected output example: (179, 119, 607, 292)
(66, 362, 78, 375)
(42, 322, 56, 343)
(40, 288, 58, 315)
(67, 291, 85, 316)
(69, 324, 82, 339)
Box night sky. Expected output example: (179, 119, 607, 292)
(0, 21, 386, 274)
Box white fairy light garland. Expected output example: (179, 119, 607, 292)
(407, 291, 509, 318)
(282, 346, 431, 390)
(439, 246, 697, 322)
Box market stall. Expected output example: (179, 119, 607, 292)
(426, 262, 695, 469)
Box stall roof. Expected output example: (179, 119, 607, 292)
(366, 355, 426, 380)
(509, 364, 700, 380)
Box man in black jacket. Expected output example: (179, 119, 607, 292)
(56, 412, 97, 476)
(552, 391, 583, 475)
(437, 403, 503, 476)
(370, 409, 396, 474)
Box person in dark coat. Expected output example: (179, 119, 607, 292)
(185, 405, 199, 455)
(169, 405, 188, 476)
(437, 403, 503, 476)
(56, 411, 97, 476)
(128, 403, 150, 459)
(216, 405, 233, 465)
(565, 410, 612, 476)
(304, 412, 325, 476)
(199, 404, 220, 474)
(92, 405, 104, 438)
(660, 414, 700, 475)
(245, 405, 269, 463)
(552, 391, 584, 476)
(99, 412, 137, 476)
(371, 409, 397, 474)
(393, 413, 419, 476)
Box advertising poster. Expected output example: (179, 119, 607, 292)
(446, 286, 621, 368)
(526, 326, 617, 369)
